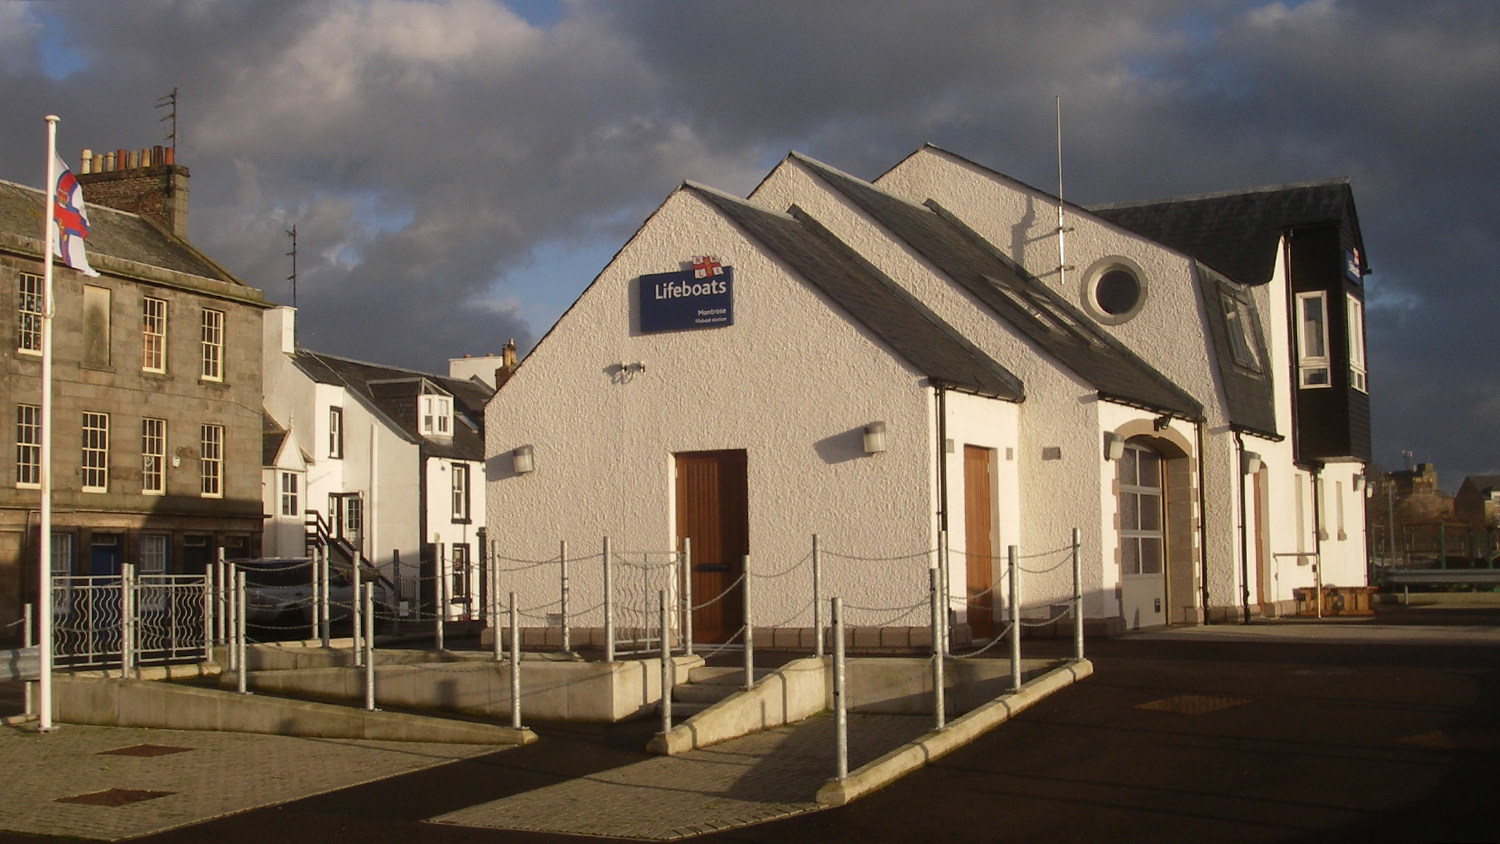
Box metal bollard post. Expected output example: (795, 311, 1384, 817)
(833, 596, 848, 781)
(812, 534, 823, 659)
(236, 570, 248, 695)
(938, 530, 950, 655)
(1072, 528, 1084, 661)
(23, 603, 34, 717)
(318, 547, 330, 647)
(351, 558, 363, 666)
(391, 549, 403, 636)
(491, 548, 503, 662)
(120, 562, 135, 678)
(215, 549, 227, 645)
(363, 583, 376, 711)
(930, 567, 945, 731)
(225, 566, 238, 673)
(1008, 545, 1021, 691)
(435, 546, 447, 651)
(204, 565, 215, 653)
(603, 537, 615, 663)
(560, 539, 571, 653)
(509, 591, 522, 730)
(659, 589, 672, 735)
(681, 538, 693, 657)
(743, 556, 754, 691)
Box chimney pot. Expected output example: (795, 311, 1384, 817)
(153, 145, 164, 166)
(80, 149, 93, 174)
(127, 150, 139, 169)
(116, 149, 127, 169)
(103, 151, 116, 171)
(163, 147, 174, 166)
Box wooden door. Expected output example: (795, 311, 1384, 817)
(964, 446, 995, 638)
(675, 450, 748, 643)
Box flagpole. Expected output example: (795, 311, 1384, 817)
(37, 115, 58, 733)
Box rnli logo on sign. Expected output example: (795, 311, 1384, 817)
(639, 256, 734, 334)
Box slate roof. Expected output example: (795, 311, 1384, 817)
(1461, 475, 1500, 495)
(789, 154, 1202, 419)
(263, 412, 289, 468)
(1195, 263, 1278, 437)
(0, 178, 241, 284)
(1090, 179, 1356, 286)
(291, 350, 491, 461)
(685, 182, 1024, 401)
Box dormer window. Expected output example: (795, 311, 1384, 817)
(1220, 292, 1261, 372)
(421, 395, 452, 437)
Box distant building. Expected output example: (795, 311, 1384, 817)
(1453, 474, 1500, 529)
(261, 307, 493, 620)
(0, 147, 268, 642)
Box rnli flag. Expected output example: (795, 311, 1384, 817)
(52, 153, 99, 277)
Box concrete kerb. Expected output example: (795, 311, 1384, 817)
(50, 675, 537, 745)
(814, 659, 1094, 807)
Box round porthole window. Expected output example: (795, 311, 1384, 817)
(1081, 257, 1148, 324)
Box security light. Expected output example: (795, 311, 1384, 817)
(513, 445, 534, 474)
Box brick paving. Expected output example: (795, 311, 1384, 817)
(0, 722, 499, 841)
(431, 713, 931, 840)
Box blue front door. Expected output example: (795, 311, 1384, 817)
(89, 535, 122, 576)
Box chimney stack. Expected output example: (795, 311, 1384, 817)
(75, 144, 190, 239)
(494, 339, 519, 389)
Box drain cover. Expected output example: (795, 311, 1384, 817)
(98, 744, 193, 758)
(1136, 694, 1251, 715)
(56, 789, 176, 807)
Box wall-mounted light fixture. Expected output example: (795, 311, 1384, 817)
(863, 422, 887, 455)
(1241, 451, 1262, 476)
(512, 445, 535, 474)
(1352, 474, 1366, 492)
(1103, 432, 1125, 461)
(1152, 414, 1172, 431)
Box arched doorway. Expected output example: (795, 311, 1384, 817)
(1115, 431, 1197, 629)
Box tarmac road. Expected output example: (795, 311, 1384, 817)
(2, 604, 1497, 843)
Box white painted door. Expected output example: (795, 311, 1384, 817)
(1119, 443, 1166, 629)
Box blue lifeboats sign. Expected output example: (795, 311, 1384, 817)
(639, 262, 734, 334)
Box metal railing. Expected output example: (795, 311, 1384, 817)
(51, 571, 208, 671)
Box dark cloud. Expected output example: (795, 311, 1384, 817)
(1, 0, 1496, 485)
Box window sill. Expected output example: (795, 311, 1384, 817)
(16, 483, 40, 490)
(16, 349, 41, 358)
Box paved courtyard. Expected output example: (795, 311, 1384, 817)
(0, 723, 497, 841)
(432, 713, 929, 840)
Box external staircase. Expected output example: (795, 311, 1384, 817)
(663, 665, 772, 720)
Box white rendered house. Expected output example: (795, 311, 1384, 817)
(484, 148, 1372, 642)
(261, 307, 492, 620)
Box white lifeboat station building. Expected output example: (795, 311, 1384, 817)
(485, 146, 1373, 644)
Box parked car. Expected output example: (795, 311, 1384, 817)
(235, 557, 393, 639)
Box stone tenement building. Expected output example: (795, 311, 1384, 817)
(0, 148, 267, 643)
